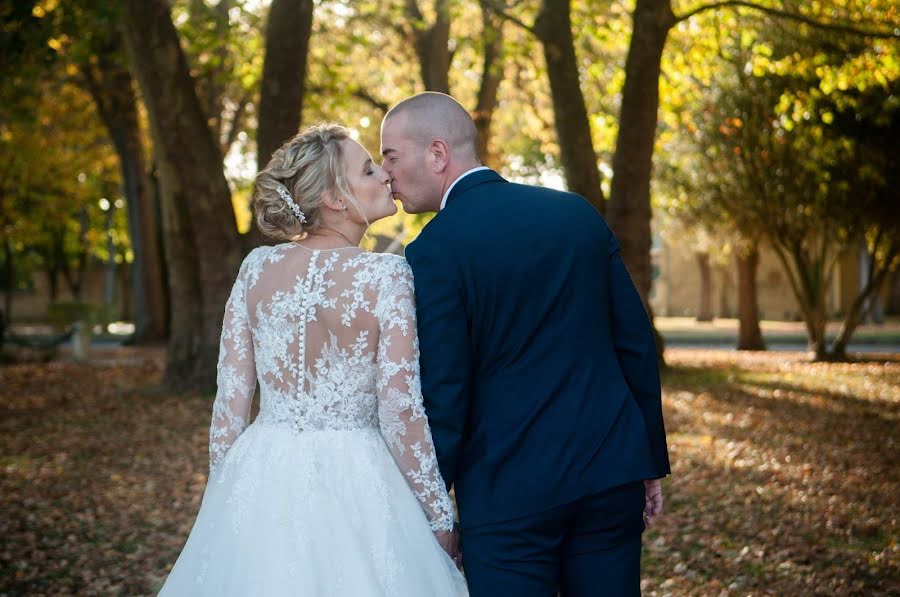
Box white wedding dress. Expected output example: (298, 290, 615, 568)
(159, 243, 467, 596)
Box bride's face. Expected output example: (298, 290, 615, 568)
(342, 139, 397, 224)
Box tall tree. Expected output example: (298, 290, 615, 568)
(122, 0, 243, 388)
(473, 0, 505, 166)
(736, 246, 765, 350)
(257, 0, 315, 169)
(609, 0, 897, 359)
(14, 0, 170, 342)
(487, 0, 605, 213)
(607, 0, 673, 312)
(683, 27, 899, 359)
(403, 0, 453, 94)
(533, 0, 605, 213)
(695, 251, 713, 322)
(80, 31, 169, 343)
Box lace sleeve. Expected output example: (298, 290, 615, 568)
(209, 257, 257, 473)
(375, 258, 455, 532)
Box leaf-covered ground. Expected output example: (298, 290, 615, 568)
(1, 348, 897, 595)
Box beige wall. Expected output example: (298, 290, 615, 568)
(651, 240, 878, 320)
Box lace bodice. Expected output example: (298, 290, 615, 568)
(209, 243, 454, 532)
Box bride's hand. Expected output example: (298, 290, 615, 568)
(434, 528, 462, 569)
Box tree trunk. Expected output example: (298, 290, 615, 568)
(407, 0, 452, 94)
(82, 41, 168, 343)
(154, 156, 204, 386)
(256, 0, 314, 169)
(736, 248, 765, 350)
(695, 251, 713, 322)
(718, 263, 732, 318)
(886, 268, 900, 315)
(605, 0, 674, 364)
(190, 0, 232, 141)
(794, 251, 832, 360)
(769, 241, 835, 360)
(474, 1, 504, 168)
(3, 236, 14, 325)
(805, 301, 829, 360)
(59, 214, 89, 301)
(45, 267, 59, 303)
(830, 242, 899, 359)
(607, 0, 673, 308)
(533, 0, 605, 213)
(245, 0, 315, 252)
(122, 0, 243, 391)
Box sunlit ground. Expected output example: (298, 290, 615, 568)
(655, 317, 900, 337)
(1, 348, 897, 595)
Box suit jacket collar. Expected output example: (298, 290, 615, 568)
(443, 169, 506, 208)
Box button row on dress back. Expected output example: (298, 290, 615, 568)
(296, 250, 319, 390)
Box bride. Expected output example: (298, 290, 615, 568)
(159, 124, 467, 596)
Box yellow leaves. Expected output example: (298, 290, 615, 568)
(718, 117, 744, 137)
(31, 0, 59, 18)
(755, 43, 773, 58)
(47, 34, 70, 54)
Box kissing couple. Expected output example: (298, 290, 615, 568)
(159, 92, 670, 597)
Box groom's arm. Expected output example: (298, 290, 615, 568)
(606, 227, 671, 477)
(405, 237, 472, 491)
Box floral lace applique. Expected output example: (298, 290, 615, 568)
(208, 245, 455, 532)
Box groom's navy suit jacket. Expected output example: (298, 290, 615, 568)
(405, 170, 670, 529)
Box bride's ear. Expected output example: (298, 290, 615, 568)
(428, 139, 450, 173)
(320, 190, 346, 212)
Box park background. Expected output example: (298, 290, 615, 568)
(1, 0, 898, 594)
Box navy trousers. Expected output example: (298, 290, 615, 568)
(461, 481, 645, 597)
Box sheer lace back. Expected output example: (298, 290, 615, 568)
(210, 243, 454, 531)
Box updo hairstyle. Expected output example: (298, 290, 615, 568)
(254, 123, 357, 241)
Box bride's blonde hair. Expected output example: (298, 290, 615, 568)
(254, 123, 359, 241)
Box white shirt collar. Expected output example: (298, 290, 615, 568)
(439, 166, 491, 211)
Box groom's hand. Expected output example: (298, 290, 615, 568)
(434, 527, 462, 568)
(644, 478, 664, 526)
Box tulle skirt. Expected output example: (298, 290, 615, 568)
(159, 423, 467, 596)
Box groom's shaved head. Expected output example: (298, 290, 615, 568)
(383, 92, 478, 159)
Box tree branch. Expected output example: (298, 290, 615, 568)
(352, 89, 390, 114)
(675, 0, 900, 39)
(404, 0, 425, 27)
(221, 91, 249, 156)
(481, 0, 535, 35)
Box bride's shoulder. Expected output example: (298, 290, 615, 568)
(241, 244, 285, 269)
(350, 252, 413, 287)
(235, 244, 288, 283)
(373, 252, 412, 277)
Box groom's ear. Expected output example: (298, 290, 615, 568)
(429, 139, 450, 173)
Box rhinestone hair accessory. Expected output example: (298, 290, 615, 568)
(276, 184, 307, 225)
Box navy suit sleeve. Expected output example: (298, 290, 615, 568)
(607, 229, 671, 477)
(405, 238, 471, 490)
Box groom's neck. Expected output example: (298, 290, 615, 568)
(447, 159, 483, 183)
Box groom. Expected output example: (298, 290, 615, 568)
(381, 92, 670, 596)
